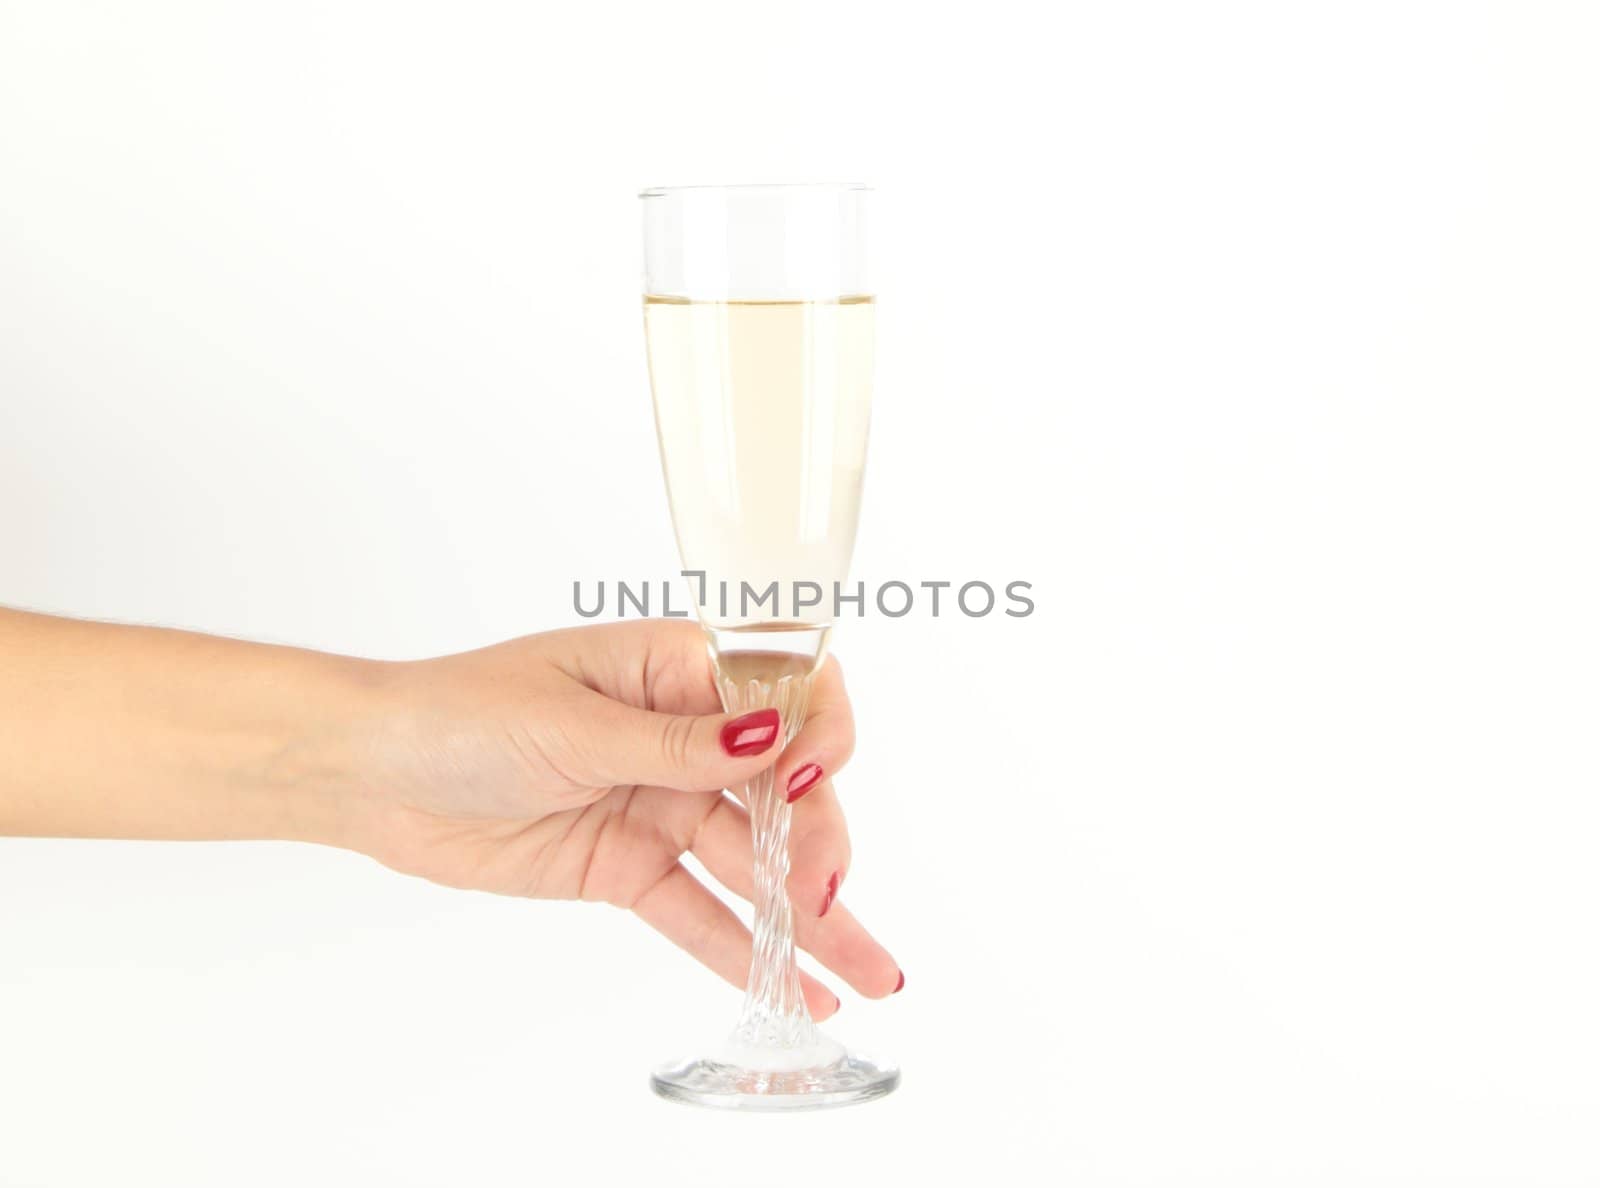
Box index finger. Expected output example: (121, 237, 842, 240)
(772, 655, 855, 803)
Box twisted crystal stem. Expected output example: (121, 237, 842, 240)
(715, 660, 817, 1052)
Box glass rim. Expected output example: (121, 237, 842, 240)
(639, 182, 871, 199)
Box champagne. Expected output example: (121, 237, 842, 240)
(714, 648, 821, 690)
(644, 296, 874, 630)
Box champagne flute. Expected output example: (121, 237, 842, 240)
(641, 183, 898, 1109)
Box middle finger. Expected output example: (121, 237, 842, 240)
(691, 792, 901, 998)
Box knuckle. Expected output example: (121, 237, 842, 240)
(836, 713, 857, 763)
(677, 909, 721, 965)
(513, 717, 592, 791)
(659, 713, 697, 776)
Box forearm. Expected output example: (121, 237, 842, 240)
(0, 608, 380, 845)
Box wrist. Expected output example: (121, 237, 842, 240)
(256, 651, 401, 854)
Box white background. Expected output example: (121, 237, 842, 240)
(2, 2, 1598, 1184)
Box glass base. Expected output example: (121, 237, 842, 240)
(650, 1050, 899, 1112)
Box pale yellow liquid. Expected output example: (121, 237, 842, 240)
(644, 297, 874, 630)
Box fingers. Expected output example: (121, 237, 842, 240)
(785, 779, 854, 917)
(542, 633, 855, 802)
(631, 863, 840, 1020)
(559, 684, 787, 794)
(771, 656, 856, 805)
(692, 794, 902, 999)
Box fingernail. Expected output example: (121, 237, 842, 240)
(820, 869, 841, 917)
(833, 993, 842, 1014)
(893, 970, 905, 994)
(720, 708, 780, 757)
(786, 763, 824, 802)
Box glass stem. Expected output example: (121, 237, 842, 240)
(715, 661, 818, 1051)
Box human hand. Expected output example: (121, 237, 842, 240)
(338, 619, 902, 1018)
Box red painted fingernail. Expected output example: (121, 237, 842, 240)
(720, 708, 780, 757)
(893, 970, 905, 994)
(833, 993, 841, 1014)
(820, 869, 841, 917)
(786, 763, 824, 802)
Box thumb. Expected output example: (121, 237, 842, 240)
(566, 688, 785, 792)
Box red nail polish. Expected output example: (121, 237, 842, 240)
(820, 869, 841, 917)
(893, 970, 905, 994)
(833, 993, 842, 1013)
(720, 708, 780, 757)
(786, 763, 823, 802)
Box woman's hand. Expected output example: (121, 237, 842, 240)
(0, 609, 900, 1016)
(340, 619, 902, 1019)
